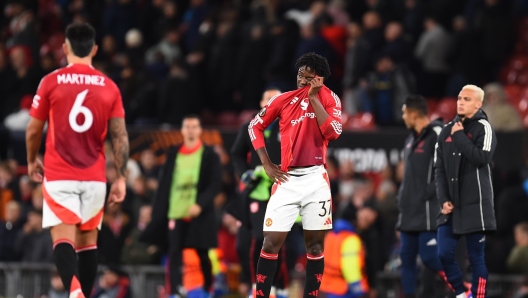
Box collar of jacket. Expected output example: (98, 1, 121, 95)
(454, 109, 488, 125)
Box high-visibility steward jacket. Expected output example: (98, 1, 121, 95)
(320, 219, 369, 297)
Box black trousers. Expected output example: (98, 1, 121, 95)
(168, 220, 212, 294)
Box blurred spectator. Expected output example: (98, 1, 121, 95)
(474, 0, 514, 81)
(121, 204, 160, 265)
(3, 94, 33, 131)
(103, 0, 138, 49)
(139, 149, 160, 179)
(141, 115, 222, 297)
(158, 61, 198, 125)
(97, 201, 133, 265)
(402, 0, 426, 43)
(360, 11, 385, 73)
(47, 268, 68, 298)
(4, 45, 42, 119)
(342, 22, 367, 114)
(0, 200, 23, 261)
(40, 52, 59, 75)
(90, 265, 131, 298)
(182, 0, 210, 52)
(360, 54, 416, 125)
(0, 162, 15, 221)
(4, 0, 39, 63)
(14, 209, 53, 263)
(285, 0, 326, 28)
(414, 17, 451, 98)
(507, 222, 528, 274)
(124, 29, 145, 70)
(482, 82, 523, 132)
(383, 21, 413, 65)
(513, 277, 528, 298)
(446, 16, 481, 96)
(145, 27, 182, 66)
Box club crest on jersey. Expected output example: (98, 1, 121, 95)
(259, 107, 267, 117)
(265, 218, 273, 227)
(300, 98, 309, 110)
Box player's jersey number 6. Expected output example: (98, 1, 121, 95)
(69, 89, 93, 133)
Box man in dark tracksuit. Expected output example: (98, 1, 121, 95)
(397, 95, 446, 298)
(230, 88, 291, 298)
(435, 85, 497, 298)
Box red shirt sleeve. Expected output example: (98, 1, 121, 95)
(29, 76, 51, 121)
(319, 89, 342, 141)
(109, 83, 125, 118)
(248, 93, 283, 150)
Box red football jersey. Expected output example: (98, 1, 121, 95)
(248, 85, 342, 171)
(29, 63, 125, 182)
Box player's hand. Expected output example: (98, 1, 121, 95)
(308, 75, 324, 98)
(442, 201, 454, 214)
(451, 121, 463, 135)
(28, 159, 44, 183)
(263, 162, 289, 183)
(108, 176, 126, 206)
(188, 204, 202, 218)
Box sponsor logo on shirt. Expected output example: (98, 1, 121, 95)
(291, 113, 316, 126)
(32, 95, 41, 109)
(57, 73, 106, 86)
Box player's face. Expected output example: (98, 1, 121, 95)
(457, 88, 482, 118)
(297, 66, 317, 89)
(260, 89, 281, 108)
(181, 118, 202, 141)
(401, 105, 414, 129)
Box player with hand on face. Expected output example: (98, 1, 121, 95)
(248, 52, 342, 298)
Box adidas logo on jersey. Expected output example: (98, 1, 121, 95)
(323, 218, 332, 225)
(290, 97, 300, 105)
(446, 136, 452, 142)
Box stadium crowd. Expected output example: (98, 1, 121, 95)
(1, 0, 528, 297)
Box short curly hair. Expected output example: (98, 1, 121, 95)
(295, 52, 331, 79)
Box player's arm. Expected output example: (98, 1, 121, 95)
(308, 77, 342, 141)
(26, 118, 46, 182)
(341, 236, 366, 297)
(424, 126, 442, 201)
(434, 130, 450, 209)
(27, 78, 51, 183)
(451, 121, 496, 167)
(109, 118, 129, 178)
(248, 95, 288, 182)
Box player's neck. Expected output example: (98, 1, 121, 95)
(67, 56, 93, 66)
(413, 118, 430, 135)
(183, 139, 201, 150)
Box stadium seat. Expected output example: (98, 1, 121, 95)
(216, 111, 239, 128)
(238, 109, 259, 125)
(434, 97, 457, 121)
(343, 112, 376, 130)
(505, 84, 522, 104)
(426, 98, 438, 115)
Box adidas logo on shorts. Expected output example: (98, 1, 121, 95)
(323, 218, 332, 225)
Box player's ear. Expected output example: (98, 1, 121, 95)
(91, 45, 98, 58)
(62, 43, 69, 56)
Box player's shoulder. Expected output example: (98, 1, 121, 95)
(268, 90, 297, 107)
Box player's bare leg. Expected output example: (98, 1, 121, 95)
(76, 229, 98, 297)
(254, 231, 288, 297)
(303, 230, 326, 298)
(50, 224, 84, 298)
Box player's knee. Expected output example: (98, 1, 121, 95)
(262, 236, 282, 254)
(420, 252, 438, 267)
(306, 243, 323, 255)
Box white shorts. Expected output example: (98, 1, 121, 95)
(263, 165, 332, 231)
(42, 179, 106, 231)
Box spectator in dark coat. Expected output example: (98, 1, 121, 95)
(14, 209, 53, 263)
(0, 200, 23, 261)
(141, 115, 222, 297)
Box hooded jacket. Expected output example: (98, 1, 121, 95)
(396, 119, 443, 232)
(435, 110, 497, 234)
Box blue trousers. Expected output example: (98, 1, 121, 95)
(437, 217, 488, 297)
(400, 231, 444, 295)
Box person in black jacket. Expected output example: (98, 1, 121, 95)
(435, 85, 497, 298)
(230, 88, 292, 298)
(397, 95, 445, 298)
(140, 115, 222, 298)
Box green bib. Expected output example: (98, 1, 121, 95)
(168, 146, 204, 219)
